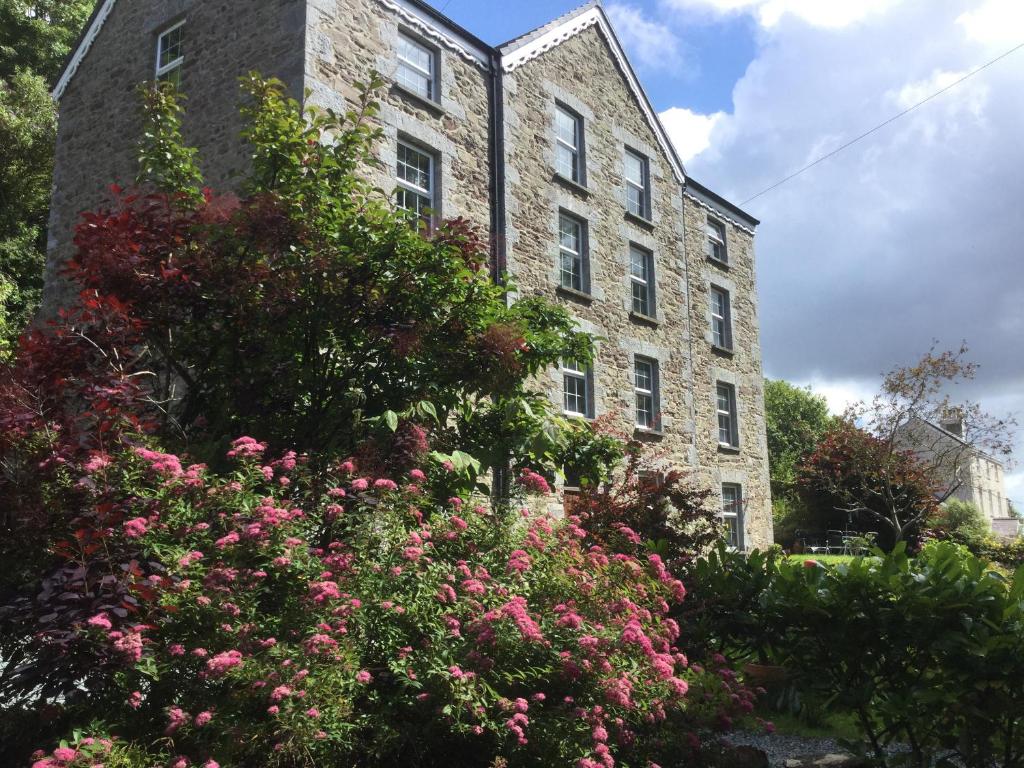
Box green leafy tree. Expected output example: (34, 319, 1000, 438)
(0, 70, 56, 336)
(764, 379, 833, 546)
(0, 0, 97, 347)
(0, 0, 96, 82)
(64, 76, 594, 471)
(764, 379, 833, 496)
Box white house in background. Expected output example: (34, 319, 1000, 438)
(899, 414, 1018, 538)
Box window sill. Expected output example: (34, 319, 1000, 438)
(629, 310, 659, 327)
(391, 82, 445, 116)
(712, 344, 735, 358)
(625, 211, 655, 230)
(717, 444, 741, 455)
(707, 255, 730, 270)
(563, 411, 596, 423)
(556, 285, 594, 305)
(634, 427, 664, 440)
(553, 172, 591, 197)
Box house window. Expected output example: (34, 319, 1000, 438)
(705, 217, 727, 263)
(559, 213, 588, 293)
(625, 149, 650, 219)
(555, 104, 583, 184)
(630, 245, 655, 317)
(396, 32, 438, 101)
(722, 484, 744, 549)
(710, 286, 732, 349)
(562, 359, 593, 418)
(634, 357, 659, 430)
(156, 21, 185, 86)
(717, 382, 739, 448)
(396, 141, 436, 228)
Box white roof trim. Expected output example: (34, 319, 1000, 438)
(53, 0, 117, 101)
(377, 0, 491, 71)
(53, 0, 493, 102)
(684, 191, 756, 236)
(501, 6, 686, 184)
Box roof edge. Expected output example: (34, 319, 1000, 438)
(685, 177, 760, 228)
(388, 0, 496, 63)
(53, 0, 116, 100)
(499, 3, 687, 185)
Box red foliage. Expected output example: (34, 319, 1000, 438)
(799, 420, 940, 547)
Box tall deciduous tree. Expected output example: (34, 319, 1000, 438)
(764, 379, 833, 497)
(0, 0, 97, 348)
(800, 345, 1016, 546)
(65, 78, 592, 463)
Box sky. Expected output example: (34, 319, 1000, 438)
(441, 0, 1024, 504)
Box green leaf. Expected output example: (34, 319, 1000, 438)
(384, 410, 399, 432)
(418, 400, 438, 422)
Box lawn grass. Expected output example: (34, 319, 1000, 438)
(763, 709, 861, 741)
(785, 553, 858, 566)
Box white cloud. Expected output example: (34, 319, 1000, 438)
(606, 3, 687, 73)
(660, 0, 903, 29)
(662, 0, 1023, 505)
(958, 0, 1024, 47)
(792, 378, 875, 417)
(659, 106, 726, 162)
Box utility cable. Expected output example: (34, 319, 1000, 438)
(740, 40, 1024, 206)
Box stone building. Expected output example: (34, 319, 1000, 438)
(45, 0, 773, 548)
(900, 415, 1018, 538)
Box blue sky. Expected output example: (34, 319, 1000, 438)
(440, 0, 1024, 504)
(442, 0, 759, 114)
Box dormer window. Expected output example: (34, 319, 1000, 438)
(156, 21, 185, 87)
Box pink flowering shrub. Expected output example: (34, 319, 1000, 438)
(12, 442, 748, 767)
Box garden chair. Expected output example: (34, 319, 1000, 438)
(826, 530, 850, 555)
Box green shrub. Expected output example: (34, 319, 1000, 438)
(683, 543, 1024, 768)
(929, 499, 989, 548)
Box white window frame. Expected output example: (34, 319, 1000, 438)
(558, 212, 588, 293)
(634, 356, 659, 430)
(625, 149, 650, 219)
(706, 217, 727, 264)
(630, 244, 655, 317)
(555, 104, 584, 184)
(561, 359, 593, 419)
(722, 484, 744, 549)
(396, 140, 437, 229)
(396, 31, 439, 102)
(717, 382, 739, 448)
(155, 20, 185, 84)
(710, 286, 732, 349)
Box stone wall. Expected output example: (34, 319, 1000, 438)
(502, 25, 698, 509)
(43, 0, 307, 315)
(45, 0, 775, 547)
(305, 0, 493, 237)
(683, 189, 773, 549)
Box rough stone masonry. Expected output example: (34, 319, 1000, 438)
(45, 0, 773, 548)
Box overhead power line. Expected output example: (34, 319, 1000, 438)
(740, 40, 1024, 206)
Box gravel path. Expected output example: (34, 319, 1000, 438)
(723, 730, 912, 768)
(724, 730, 850, 767)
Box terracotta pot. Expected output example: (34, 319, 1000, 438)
(742, 662, 788, 684)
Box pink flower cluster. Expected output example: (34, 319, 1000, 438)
(226, 436, 268, 459)
(516, 468, 551, 495)
(205, 649, 244, 677)
(122, 517, 148, 538)
(134, 446, 183, 477)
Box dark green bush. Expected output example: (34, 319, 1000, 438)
(683, 543, 1024, 768)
